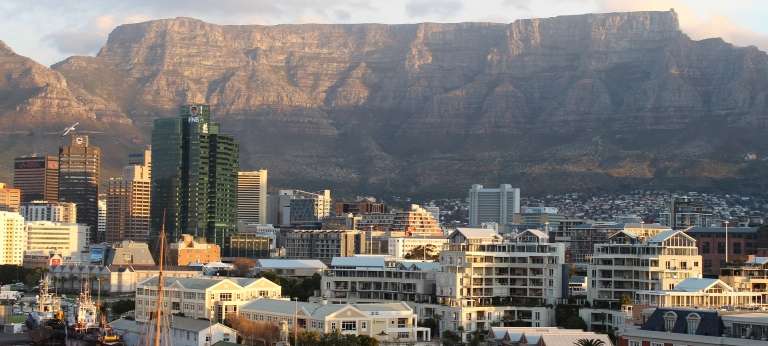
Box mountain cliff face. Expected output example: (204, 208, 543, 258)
(3, 10, 768, 196)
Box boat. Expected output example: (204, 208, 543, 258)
(25, 274, 66, 343)
(68, 281, 99, 337)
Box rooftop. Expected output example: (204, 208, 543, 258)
(257, 259, 327, 270)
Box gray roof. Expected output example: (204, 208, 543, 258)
(240, 299, 409, 319)
(672, 278, 722, 292)
(140, 276, 260, 290)
(109, 318, 141, 332)
(747, 257, 768, 265)
(257, 259, 327, 270)
(331, 256, 387, 268)
(453, 228, 499, 239)
(171, 316, 232, 332)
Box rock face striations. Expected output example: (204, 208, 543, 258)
(2, 10, 768, 195)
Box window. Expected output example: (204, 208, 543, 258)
(651, 343, 663, 346)
(717, 242, 725, 254)
(686, 313, 701, 334)
(361, 321, 367, 330)
(733, 242, 742, 255)
(331, 322, 337, 331)
(341, 321, 356, 331)
(629, 341, 640, 346)
(220, 293, 232, 301)
(702, 242, 710, 254)
(664, 311, 677, 332)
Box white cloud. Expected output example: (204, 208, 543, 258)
(405, 0, 463, 19)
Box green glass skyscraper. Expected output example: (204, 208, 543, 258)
(150, 104, 239, 249)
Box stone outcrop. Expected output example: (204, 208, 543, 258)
(2, 10, 768, 195)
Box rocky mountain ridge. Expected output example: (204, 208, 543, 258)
(2, 10, 768, 196)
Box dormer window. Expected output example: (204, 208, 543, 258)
(686, 313, 701, 334)
(664, 311, 677, 332)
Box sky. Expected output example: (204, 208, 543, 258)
(2, 0, 768, 66)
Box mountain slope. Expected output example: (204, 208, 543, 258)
(3, 10, 768, 196)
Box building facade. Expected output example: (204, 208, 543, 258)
(277, 189, 331, 226)
(239, 299, 431, 344)
(390, 204, 443, 237)
(588, 229, 703, 308)
(150, 104, 239, 249)
(106, 165, 151, 243)
(59, 134, 101, 242)
(20, 200, 76, 223)
(237, 170, 268, 225)
(662, 196, 715, 230)
(13, 154, 58, 203)
(388, 236, 448, 259)
(282, 229, 359, 260)
(686, 226, 762, 275)
(135, 277, 281, 322)
(468, 184, 520, 227)
(25, 221, 88, 258)
(0, 211, 26, 265)
(168, 234, 221, 265)
(0, 183, 21, 212)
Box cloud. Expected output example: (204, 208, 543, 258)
(405, 0, 463, 19)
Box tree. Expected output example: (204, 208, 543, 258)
(109, 299, 135, 316)
(574, 338, 606, 346)
(232, 257, 257, 277)
(563, 315, 587, 331)
(441, 330, 462, 346)
(620, 294, 633, 306)
(418, 318, 439, 338)
(225, 315, 280, 345)
(404, 245, 439, 261)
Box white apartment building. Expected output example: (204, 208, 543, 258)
(237, 170, 268, 224)
(240, 299, 431, 343)
(25, 221, 87, 258)
(98, 199, 106, 236)
(433, 228, 565, 341)
(468, 184, 520, 227)
(321, 255, 439, 304)
(588, 229, 702, 307)
(391, 204, 443, 237)
(135, 277, 281, 322)
(20, 201, 77, 223)
(388, 236, 448, 258)
(0, 211, 26, 265)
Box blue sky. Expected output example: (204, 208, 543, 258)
(2, 0, 767, 66)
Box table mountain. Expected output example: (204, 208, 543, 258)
(3, 10, 768, 196)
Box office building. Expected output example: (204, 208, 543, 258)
(282, 229, 358, 260)
(127, 146, 151, 175)
(227, 231, 273, 258)
(20, 200, 76, 223)
(135, 277, 281, 322)
(237, 170, 268, 224)
(168, 234, 221, 266)
(106, 165, 151, 243)
(25, 221, 88, 258)
(58, 134, 101, 242)
(662, 196, 715, 230)
(239, 299, 431, 343)
(333, 198, 386, 215)
(468, 184, 520, 227)
(0, 183, 21, 212)
(391, 204, 443, 237)
(151, 104, 239, 249)
(0, 211, 26, 265)
(277, 189, 331, 225)
(686, 226, 764, 275)
(588, 229, 702, 308)
(13, 155, 58, 203)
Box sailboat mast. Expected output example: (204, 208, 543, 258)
(152, 210, 167, 346)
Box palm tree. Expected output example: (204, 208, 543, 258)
(574, 338, 606, 346)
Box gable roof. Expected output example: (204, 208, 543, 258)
(452, 228, 499, 239)
(257, 259, 327, 270)
(672, 278, 731, 292)
(171, 316, 235, 333)
(139, 276, 268, 291)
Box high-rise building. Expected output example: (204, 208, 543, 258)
(0, 183, 21, 212)
(59, 134, 101, 242)
(20, 200, 77, 223)
(468, 184, 521, 227)
(237, 170, 268, 225)
(25, 221, 88, 258)
(13, 155, 59, 203)
(98, 198, 107, 238)
(277, 189, 331, 225)
(128, 146, 152, 175)
(106, 165, 151, 243)
(391, 204, 443, 237)
(0, 211, 26, 265)
(662, 196, 715, 230)
(151, 104, 239, 249)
